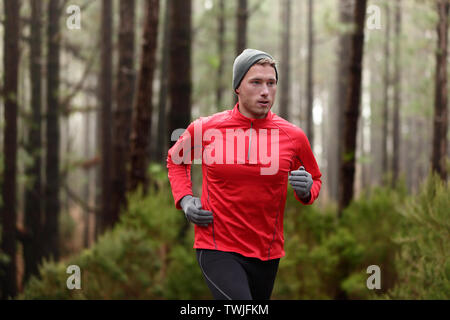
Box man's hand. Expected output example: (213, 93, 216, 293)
(180, 195, 214, 227)
(288, 166, 313, 202)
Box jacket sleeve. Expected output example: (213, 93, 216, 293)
(166, 118, 203, 210)
(292, 129, 322, 205)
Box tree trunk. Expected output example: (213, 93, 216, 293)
(236, 0, 248, 56)
(392, 0, 402, 187)
(338, 0, 367, 214)
(234, 0, 247, 104)
(44, 0, 61, 261)
(431, 0, 449, 181)
(404, 115, 413, 192)
(1, 0, 20, 299)
(23, 0, 43, 283)
(99, 0, 113, 232)
(216, 0, 226, 110)
(279, 0, 291, 121)
(329, 0, 353, 202)
(168, 0, 192, 239)
(168, 0, 192, 147)
(414, 117, 424, 192)
(112, 0, 135, 223)
(156, 0, 171, 163)
(358, 112, 365, 194)
(83, 97, 92, 249)
(381, 2, 390, 181)
(305, 0, 314, 144)
(296, 0, 304, 127)
(369, 55, 382, 187)
(129, 0, 160, 193)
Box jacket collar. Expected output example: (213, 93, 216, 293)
(231, 103, 274, 126)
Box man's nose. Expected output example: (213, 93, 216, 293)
(261, 84, 269, 96)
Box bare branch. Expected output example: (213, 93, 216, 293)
(60, 46, 98, 115)
(63, 182, 100, 214)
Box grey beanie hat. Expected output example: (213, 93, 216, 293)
(232, 48, 278, 92)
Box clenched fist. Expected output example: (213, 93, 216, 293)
(288, 166, 313, 202)
(180, 195, 214, 227)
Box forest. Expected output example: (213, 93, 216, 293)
(0, 0, 449, 300)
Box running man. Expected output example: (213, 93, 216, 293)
(167, 49, 322, 300)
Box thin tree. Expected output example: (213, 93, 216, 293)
(431, 0, 449, 181)
(156, 0, 171, 163)
(167, 0, 192, 146)
(216, 0, 226, 110)
(381, 2, 391, 178)
(369, 53, 382, 187)
(236, 0, 248, 55)
(112, 0, 136, 222)
(83, 100, 91, 248)
(1, 0, 20, 299)
(99, 0, 113, 232)
(392, 0, 402, 186)
(167, 0, 192, 239)
(279, 0, 291, 121)
(129, 0, 160, 192)
(338, 0, 368, 214)
(305, 0, 314, 144)
(43, 0, 61, 261)
(329, 0, 353, 202)
(24, 0, 43, 282)
(234, 0, 247, 104)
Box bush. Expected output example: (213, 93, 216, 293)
(273, 198, 339, 299)
(387, 173, 450, 299)
(20, 163, 209, 300)
(21, 227, 162, 299)
(20, 163, 449, 300)
(337, 185, 406, 299)
(273, 184, 405, 299)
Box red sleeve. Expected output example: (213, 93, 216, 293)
(292, 129, 322, 205)
(166, 118, 203, 210)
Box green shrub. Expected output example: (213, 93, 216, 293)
(19, 163, 449, 300)
(273, 184, 405, 300)
(20, 164, 208, 300)
(388, 173, 450, 299)
(164, 242, 209, 299)
(337, 186, 405, 299)
(274, 191, 340, 299)
(20, 227, 162, 299)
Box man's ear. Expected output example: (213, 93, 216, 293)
(235, 88, 240, 95)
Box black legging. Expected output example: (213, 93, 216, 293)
(196, 249, 280, 300)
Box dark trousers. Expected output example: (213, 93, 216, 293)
(196, 249, 280, 300)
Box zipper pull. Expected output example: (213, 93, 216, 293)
(247, 121, 253, 161)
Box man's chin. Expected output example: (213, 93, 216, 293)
(251, 108, 270, 118)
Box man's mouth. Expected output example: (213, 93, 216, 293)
(257, 100, 269, 107)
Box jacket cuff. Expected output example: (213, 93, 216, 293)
(176, 193, 193, 210)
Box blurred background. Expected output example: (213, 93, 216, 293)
(0, 0, 449, 299)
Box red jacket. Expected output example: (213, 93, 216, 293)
(167, 103, 322, 260)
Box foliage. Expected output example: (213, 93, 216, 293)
(274, 185, 405, 299)
(20, 163, 209, 300)
(20, 227, 161, 300)
(387, 173, 450, 299)
(20, 166, 449, 300)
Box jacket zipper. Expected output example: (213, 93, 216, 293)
(247, 121, 253, 161)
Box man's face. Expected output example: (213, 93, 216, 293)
(236, 64, 277, 119)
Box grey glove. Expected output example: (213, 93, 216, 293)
(288, 166, 313, 201)
(180, 195, 214, 227)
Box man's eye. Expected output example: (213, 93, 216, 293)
(252, 80, 260, 84)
